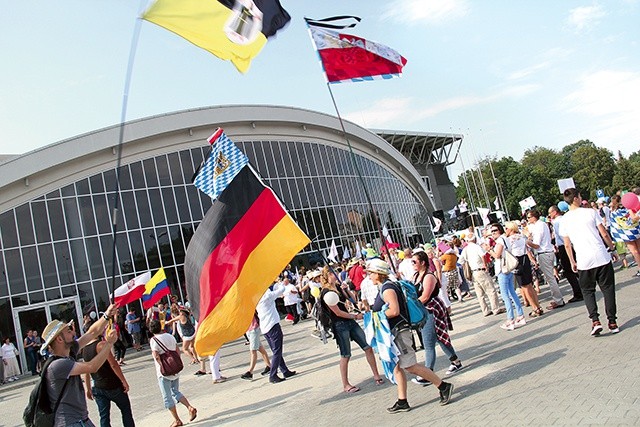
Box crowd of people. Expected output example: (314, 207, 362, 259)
(10, 186, 639, 425)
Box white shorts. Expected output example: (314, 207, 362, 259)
(247, 328, 262, 351)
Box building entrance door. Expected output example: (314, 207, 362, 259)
(12, 296, 82, 375)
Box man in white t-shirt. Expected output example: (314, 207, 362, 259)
(397, 248, 415, 281)
(548, 205, 583, 302)
(524, 210, 564, 309)
(559, 188, 618, 336)
(282, 277, 301, 325)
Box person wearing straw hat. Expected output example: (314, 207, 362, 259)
(40, 304, 118, 427)
(367, 259, 454, 413)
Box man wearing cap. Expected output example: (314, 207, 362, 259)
(40, 304, 118, 427)
(459, 234, 503, 316)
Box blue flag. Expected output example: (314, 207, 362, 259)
(194, 128, 249, 201)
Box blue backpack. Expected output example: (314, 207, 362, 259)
(387, 280, 428, 330)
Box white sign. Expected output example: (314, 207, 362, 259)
(557, 178, 575, 194)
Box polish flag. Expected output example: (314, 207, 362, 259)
(113, 272, 152, 307)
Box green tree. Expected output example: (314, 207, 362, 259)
(570, 145, 615, 199)
(612, 151, 640, 192)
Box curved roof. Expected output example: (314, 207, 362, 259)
(0, 105, 436, 213)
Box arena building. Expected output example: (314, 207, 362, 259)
(0, 105, 461, 368)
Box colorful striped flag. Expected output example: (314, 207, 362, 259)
(142, 268, 171, 309)
(306, 17, 407, 84)
(193, 128, 249, 201)
(143, 0, 291, 73)
(185, 165, 310, 356)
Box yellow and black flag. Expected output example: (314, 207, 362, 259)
(185, 165, 309, 357)
(143, 0, 291, 73)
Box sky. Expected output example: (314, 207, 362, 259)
(1, 0, 639, 182)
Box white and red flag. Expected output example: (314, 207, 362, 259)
(112, 272, 152, 307)
(306, 17, 407, 84)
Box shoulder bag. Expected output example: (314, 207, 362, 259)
(152, 336, 184, 376)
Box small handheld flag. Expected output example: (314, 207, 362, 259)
(305, 16, 407, 84)
(193, 128, 249, 201)
(142, 268, 171, 309)
(112, 272, 152, 307)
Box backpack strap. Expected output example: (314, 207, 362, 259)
(152, 336, 170, 353)
(42, 357, 71, 416)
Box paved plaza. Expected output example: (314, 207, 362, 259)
(2, 267, 639, 426)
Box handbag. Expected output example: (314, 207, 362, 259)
(501, 247, 520, 274)
(462, 261, 473, 281)
(152, 336, 184, 376)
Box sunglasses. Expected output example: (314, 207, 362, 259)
(490, 229, 499, 233)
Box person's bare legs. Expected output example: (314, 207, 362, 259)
(258, 345, 271, 367)
(167, 405, 182, 426)
(521, 284, 541, 312)
(339, 357, 355, 391)
(364, 347, 382, 381)
(247, 350, 258, 374)
(178, 396, 197, 422)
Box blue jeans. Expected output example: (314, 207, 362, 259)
(92, 386, 135, 427)
(333, 319, 370, 358)
(421, 311, 457, 370)
(498, 272, 523, 320)
(157, 376, 184, 409)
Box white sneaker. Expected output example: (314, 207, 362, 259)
(515, 317, 526, 327)
(410, 377, 431, 386)
(500, 322, 515, 331)
(445, 362, 464, 376)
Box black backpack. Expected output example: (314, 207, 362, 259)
(316, 288, 334, 331)
(23, 356, 70, 427)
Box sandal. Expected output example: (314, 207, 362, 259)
(375, 378, 384, 385)
(344, 385, 360, 393)
(188, 406, 197, 422)
(169, 421, 183, 427)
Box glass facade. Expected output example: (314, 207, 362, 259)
(0, 138, 431, 344)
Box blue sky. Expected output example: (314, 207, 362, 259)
(1, 0, 639, 181)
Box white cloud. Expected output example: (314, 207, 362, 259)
(567, 4, 606, 32)
(345, 83, 540, 127)
(562, 70, 640, 152)
(382, 0, 470, 25)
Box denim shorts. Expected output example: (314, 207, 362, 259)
(247, 328, 262, 351)
(334, 319, 370, 358)
(157, 376, 184, 409)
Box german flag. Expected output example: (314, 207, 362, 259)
(185, 166, 309, 356)
(143, 0, 291, 73)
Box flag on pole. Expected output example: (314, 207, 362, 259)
(342, 246, 351, 260)
(112, 272, 152, 307)
(193, 128, 249, 201)
(355, 240, 363, 258)
(328, 240, 339, 262)
(382, 225, 393, 243)
(494, 197, 500, 211)
(142, 268, 171, 309)
(185, 165, 310, 357)
(305, 17, 407, 84)
(143, 0, 291, 73)
(432, 217, 442, 233)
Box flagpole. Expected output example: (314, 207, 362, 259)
(109, 4, 146, 304)
(325, 83, 398, 276)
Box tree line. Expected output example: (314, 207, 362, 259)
(455, 139, 640, 219)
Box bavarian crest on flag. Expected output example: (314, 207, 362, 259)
(194, 128, 249, 201)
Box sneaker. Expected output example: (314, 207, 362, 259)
(386, 400, 411, 413)
(514, 316, 526, 328)
(193, 370, 206, 376)
(439, 382, 454, 405)
(283, 370, 297, 378)
(591, 320, 603, 336)
(634, 271, 640, 277)
(261, 366, 271, 376)
(310, 330, 321, 338)
(410, 377, 431, 386)
(269, 376, 286, 383)
(608, 323, 620, 334)
(240, 371, 253, 380)
(500, 322, 515, 331)
(445, 362, 463, 376)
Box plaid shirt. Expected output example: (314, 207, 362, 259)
(426, 297, 452, 347)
